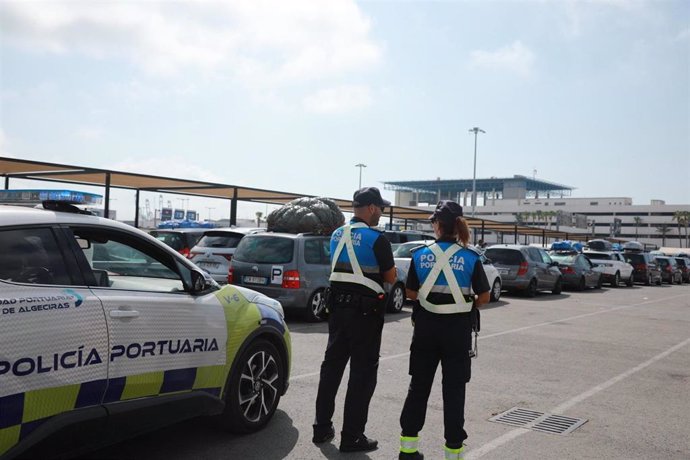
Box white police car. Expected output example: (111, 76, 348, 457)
(0, 201, 291, 459)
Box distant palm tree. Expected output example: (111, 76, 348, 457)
(672, 211, 690, 248)
(633, 216, 643, 239)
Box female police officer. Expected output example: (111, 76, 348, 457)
(398, 200, 490, 460)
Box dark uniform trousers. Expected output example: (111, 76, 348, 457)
(399, 307, 472, 449)
(314, 297, 384, 438)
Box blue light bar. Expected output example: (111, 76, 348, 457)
(0, 189, 103, 205)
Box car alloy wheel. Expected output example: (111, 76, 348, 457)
(220, 339, 283, 433)
(387, 283, 405, 313)
(578, 276, 586, 291)
(490, 278, 502, 302)
(306, 289, 326, 322)
(526, 279, 538, 298)
(611, 272, 620, 287)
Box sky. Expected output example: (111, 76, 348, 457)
(1, 0, 688, 222)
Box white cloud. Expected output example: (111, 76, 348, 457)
(302, 85, 372, 113)
(0, 0, 381, 86)
(469, 41, 536, 78)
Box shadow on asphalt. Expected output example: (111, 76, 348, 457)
(82, 410, 299, 460)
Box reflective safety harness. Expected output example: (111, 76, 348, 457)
(400, 435, 420, 454)
(418, 243, 472, 314)
(329, 222, 385, 294)
(444, 444, 465, 459)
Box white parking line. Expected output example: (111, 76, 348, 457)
(465, 337, 690, 459)
(289, 293, 687, 381)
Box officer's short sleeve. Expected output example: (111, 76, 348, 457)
(471, 259, 490, 294)
(406, 262, 420, 292)
(373, 234, 395, 272)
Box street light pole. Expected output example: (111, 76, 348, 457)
(468, 127, 486, 217)
(355, 163, 367, 189)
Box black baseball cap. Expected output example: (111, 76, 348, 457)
(430, 200, 463, 223)
(353, 187, 391, 208)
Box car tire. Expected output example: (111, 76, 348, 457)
(305, 289, 326, 322)
(552, 277, 562, 295)
(645, 273, 652, 286)
(490, 278, 502, 302)
(611, 271, 620, 288)
(656, 276, 662, 286)
(577, 276, 586, 291)
(218, 339, 284, 433)
(387, 282, 406, 313)
(596, 276, 603, 289)
(525, 278, 538, 298)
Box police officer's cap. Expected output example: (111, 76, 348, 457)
(430, 200, 463, 223)
(353, 187, 391, 208)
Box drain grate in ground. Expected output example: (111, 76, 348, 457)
(489, 407, 587, 435)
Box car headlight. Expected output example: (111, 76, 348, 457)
(252, 295, 285, 319)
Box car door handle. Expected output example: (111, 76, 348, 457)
(109, 309, 140, 319)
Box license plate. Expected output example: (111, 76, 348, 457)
(243, 276, 268, 285)
(498, 268, 509, 274)
(197, 261, 220, 269)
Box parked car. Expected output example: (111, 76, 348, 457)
(622, 252, 662, 286)
(190, 227, 265, 283)
(549, 251, 602, 290)
(654, 256, 683, 284)
(149, 228, 207, 258)
(383, 230, 435, 245)
(674, 257, 690, 283)
(393, 241, 503, 302)
(586, 239, 613, 251)
(0, 203, 291, 459)
(583, 250, 634, 287)
(483, 244, 562, 297)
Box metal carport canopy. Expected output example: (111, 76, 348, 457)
(0, 156, 586, 242)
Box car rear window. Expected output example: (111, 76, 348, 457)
(196, 232, 244, 249)
(624, 253, 645, 264)
(550, 254, 576, 264)
(151, 232, 185, 251)
(675, 258, 687, 268)
(484, 248, 524, 265)
(233, 236, 294, 263)
(585, 253, 611, 260)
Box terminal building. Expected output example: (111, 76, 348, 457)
(383, 176, 690, 249)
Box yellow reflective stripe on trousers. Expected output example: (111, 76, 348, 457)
(329, 223, 385, 294)
(444, 444, 465, 459)
(400, 435, 420, 453)
(418, 243, 472, 314)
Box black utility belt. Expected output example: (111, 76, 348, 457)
(327, 288, 386, 313)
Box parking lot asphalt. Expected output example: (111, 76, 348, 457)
(90, 284, 690, 460)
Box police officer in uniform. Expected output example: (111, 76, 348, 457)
(398, 201, 490, 460)
(313, 187, 397, 453)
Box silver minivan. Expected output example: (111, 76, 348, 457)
(484, 244, 562, 297)
(190, 227, 265, 283)
(230, 232, 332, 321)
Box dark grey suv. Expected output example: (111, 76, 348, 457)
(484, 245, 563, 297)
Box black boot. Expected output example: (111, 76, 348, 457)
(339, 434, 378, 452)
(312, 423, 335, 444)
(399, 451, 424, 459)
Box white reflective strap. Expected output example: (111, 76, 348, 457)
(418, 243, 472, 314)
(444, 445, 465, 460)
(400, 436, 419, 454)
(329, 223, 384, 294)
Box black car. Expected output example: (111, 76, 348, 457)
(654, 256, 683, 284)
(674, 257, 690, 283)
(622, 252, 662, 286)
(149, 228, 207, 258)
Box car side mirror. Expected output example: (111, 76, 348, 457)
(190, 269, 213, 294)
(484, 258, 493, 265)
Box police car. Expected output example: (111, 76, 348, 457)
(0, 201, 291, 459)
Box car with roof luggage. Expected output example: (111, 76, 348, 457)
(483, 244, 562, 297)
(583, 250, 634, 287)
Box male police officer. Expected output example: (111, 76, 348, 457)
(313, 186, 397, 453)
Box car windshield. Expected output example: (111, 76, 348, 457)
(393, 242, 426, 258)
(233, 236, 294, 263)
(151, 232, 185, 251)
(196, 232, 243, 249)
(484, 249, 523, 265)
